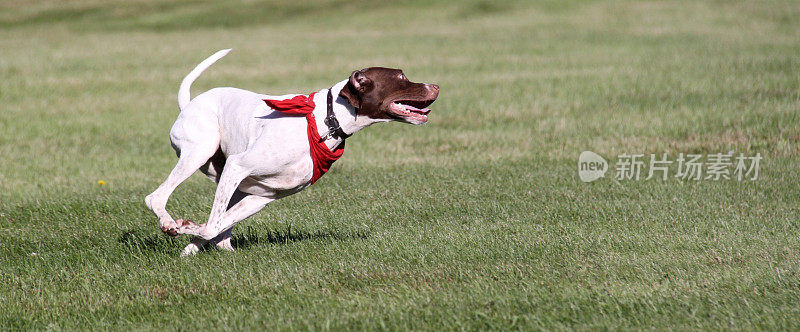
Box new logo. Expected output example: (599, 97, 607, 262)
(578, 151, 608, 182)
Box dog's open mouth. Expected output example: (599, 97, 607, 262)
(389, 99, 435, 124)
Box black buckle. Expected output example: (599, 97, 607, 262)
(324, 114, 341, 133)
(319, 115, 340, 142)
(319, 88, 350, 143)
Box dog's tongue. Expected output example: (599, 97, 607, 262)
(403, 104, 431, 114)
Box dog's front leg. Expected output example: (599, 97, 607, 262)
(180, 194, 273, 256)
(176, 155, 250, 239)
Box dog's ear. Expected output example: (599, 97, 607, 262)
(339, 70, 372, 109)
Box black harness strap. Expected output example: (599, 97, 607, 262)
(319, 88, 352, 143)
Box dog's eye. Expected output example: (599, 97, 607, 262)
(399, 73, 406, 80)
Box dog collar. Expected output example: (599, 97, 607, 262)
(319, 88, 352, 143)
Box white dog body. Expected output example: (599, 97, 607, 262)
(176, 86, 372, 197)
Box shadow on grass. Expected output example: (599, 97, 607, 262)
(231, 225, 370, 250)
(118, 230, 180, 253)
(118, 225, 369, 253)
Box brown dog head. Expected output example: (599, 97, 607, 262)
(339, 67, 439, 125)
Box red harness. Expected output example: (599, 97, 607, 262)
(263, 93, 344, 184)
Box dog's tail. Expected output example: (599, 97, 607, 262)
(178, 48, 232, 111)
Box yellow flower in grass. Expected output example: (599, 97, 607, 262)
(97, 180, 106, 186)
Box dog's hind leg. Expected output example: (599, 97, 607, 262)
(145, 115, 221, 236)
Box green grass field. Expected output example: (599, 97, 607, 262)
(1, 0, 799, 330)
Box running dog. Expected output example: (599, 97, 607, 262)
(145, 49, 439, 256)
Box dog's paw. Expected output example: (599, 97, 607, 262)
(180, 237, 208, 257)
(161, 226, 179, 237)
(216, 238, 235, 252)
(180, 242, 201, 257)
(159, 219, 180, 237)
(175, 219, 202, 236)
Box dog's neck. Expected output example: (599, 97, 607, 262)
(312, 79, 390, 150)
